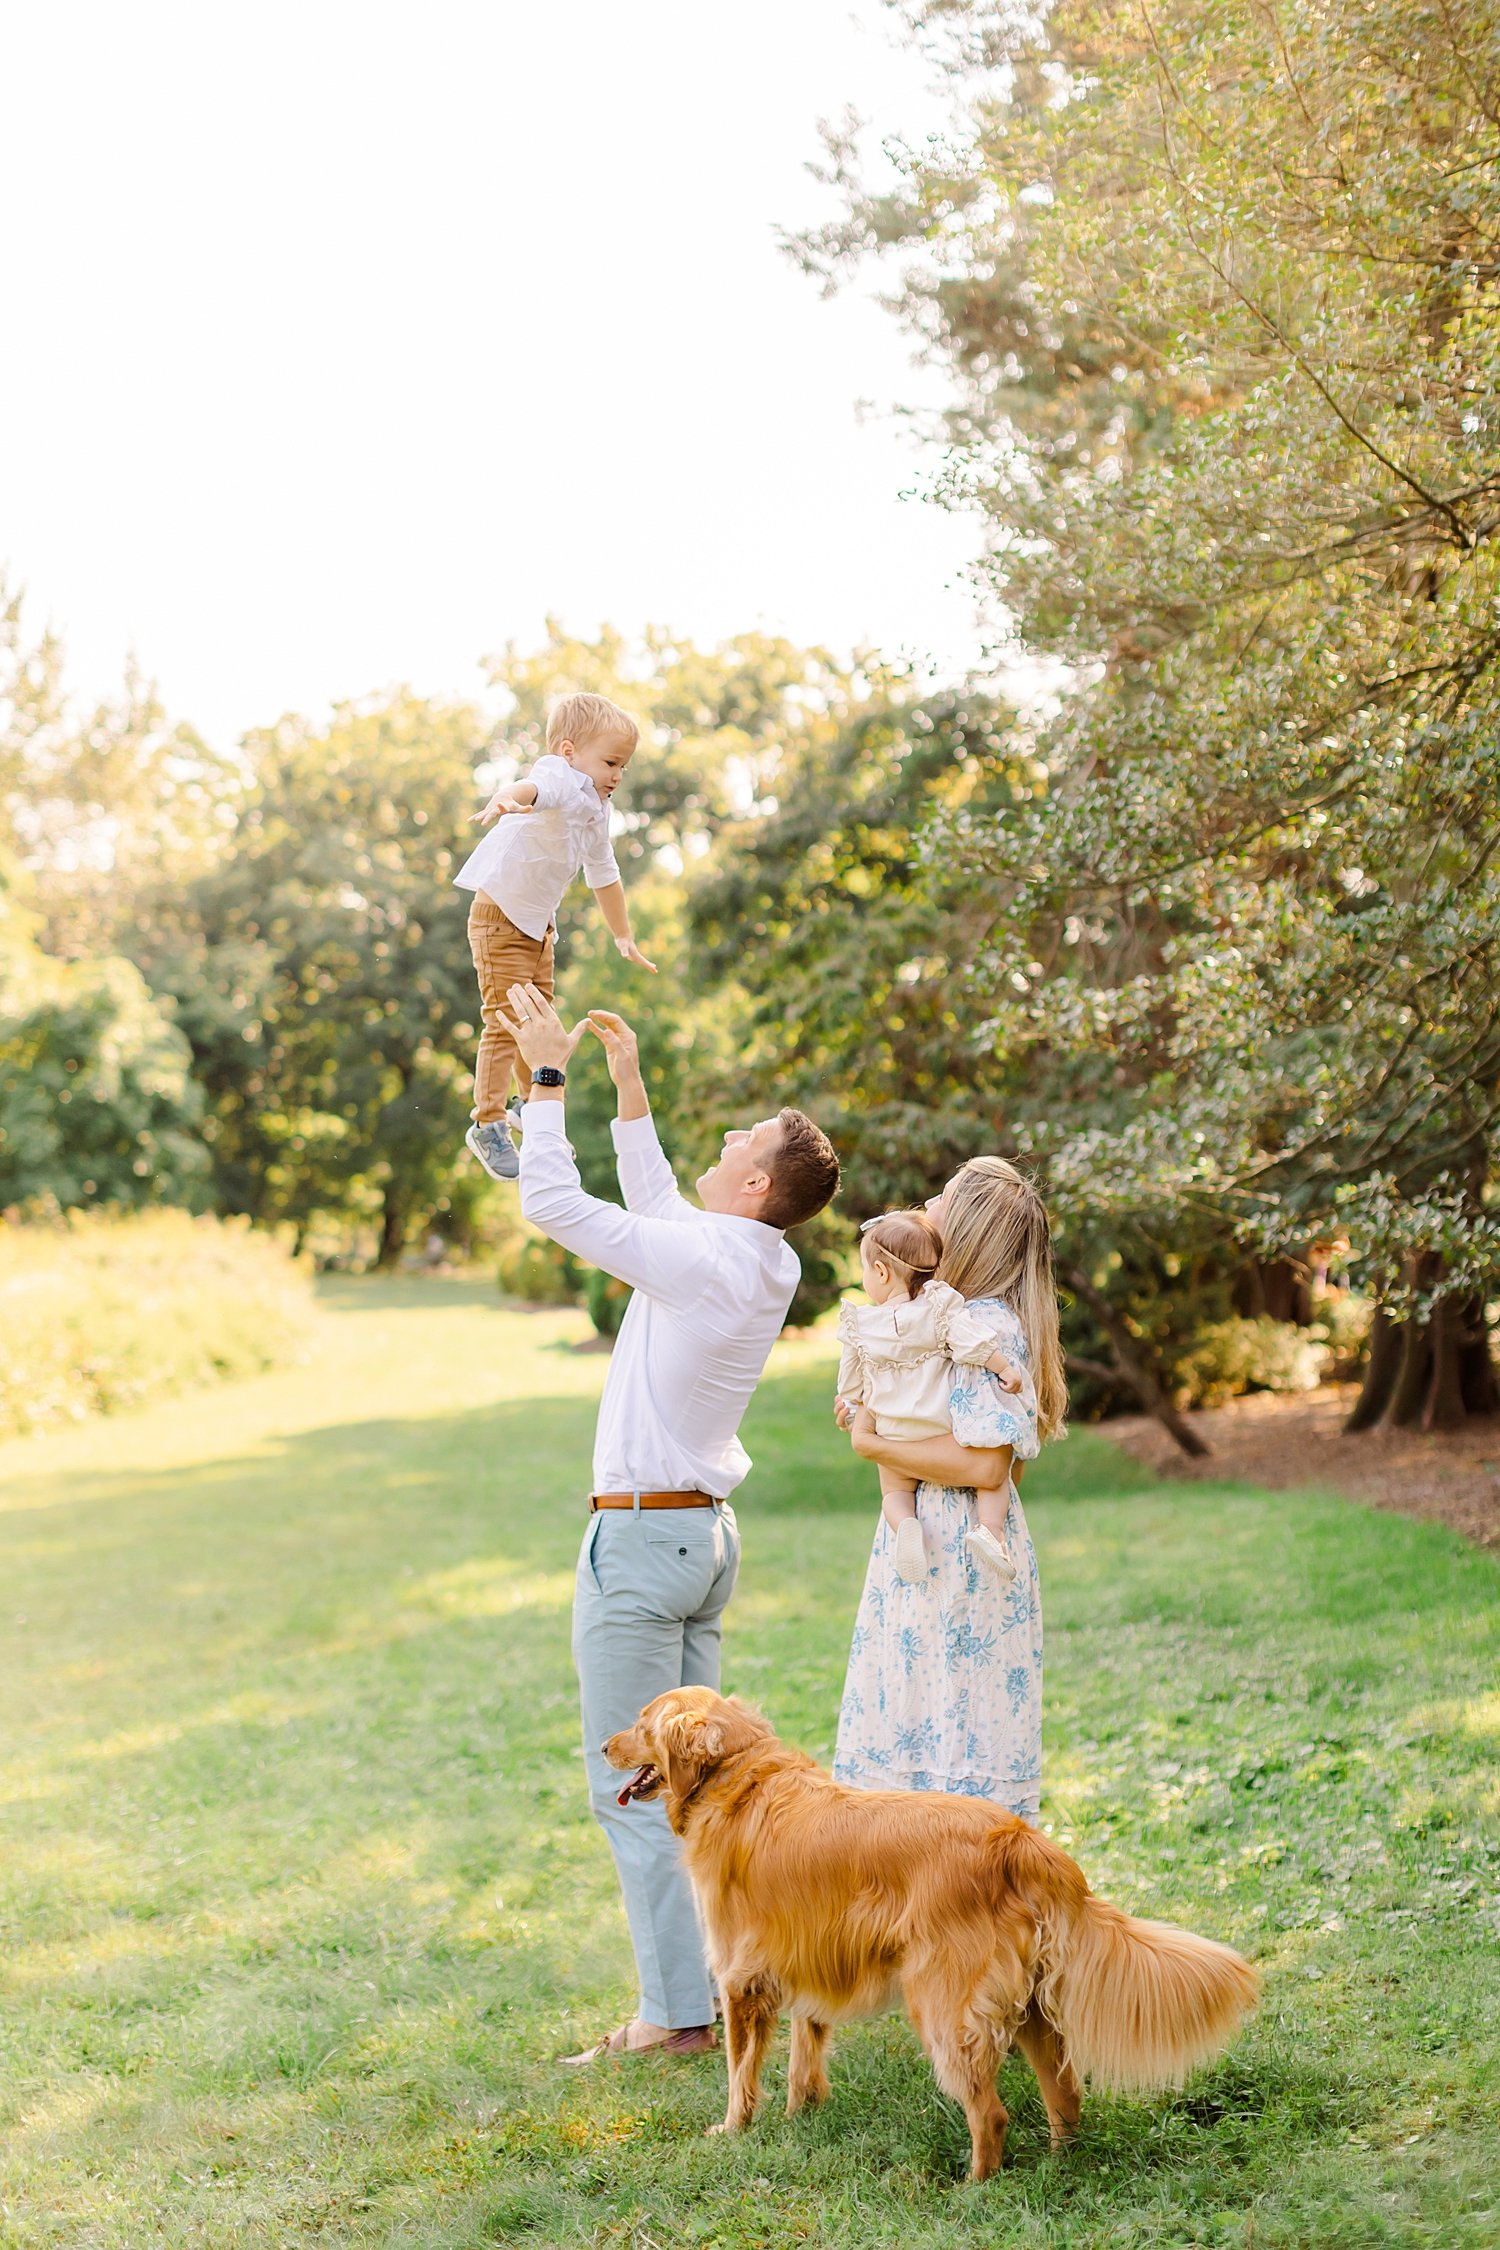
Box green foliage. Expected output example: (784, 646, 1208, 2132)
(487, 619, 849, 864)
(1310, 1285, 1375, 1378)
(496, 1224, 584, 1307)
(687, 677, 1029, 1213)
(1, 575, 240, 955)
(0, 897, 208, 1211)
(800, 0, 1500, 1415)
(137, 693, 487, 1263)
(583, 1260, 630, 1337)
(0, 1206, 311, 1436)
(1169, 1316, 1325, 1413)
(1, 1281, 1495, 2244)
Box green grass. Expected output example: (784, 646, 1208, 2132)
(0, 1208, 312, 1438)
(1, 1277, 1496, 2248)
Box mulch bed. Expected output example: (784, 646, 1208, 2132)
(1100, 1384, 1500, 1550)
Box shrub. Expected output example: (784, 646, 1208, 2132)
(495, 1227, 582, 1308)
(1309, 1286, 1374, 1379)
(0, 924, 209, 1212)
(1169, 1315, 1326, 1411)
(584, 1264, 630, 1338)
(784, 1207, 852, 1329)
(0, 1208, 312, 1438)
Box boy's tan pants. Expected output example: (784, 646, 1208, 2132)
(467, 893, 555, 1124)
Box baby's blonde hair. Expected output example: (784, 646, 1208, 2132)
(861, 1209, 943, 1301)
(545, 691, 639, 755)
(937, 1157, 1067, 1441)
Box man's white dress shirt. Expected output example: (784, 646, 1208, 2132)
(519, 1102, 800, 1497)
(454, 754, 622, 940)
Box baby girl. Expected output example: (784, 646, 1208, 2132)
(836, 1209, 1034, 1587)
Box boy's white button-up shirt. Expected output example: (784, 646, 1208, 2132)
(454, 754, 622, 939)
(518, 1101, 800, 1498)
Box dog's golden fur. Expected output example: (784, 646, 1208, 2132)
(605, 1686, 1258, 2179)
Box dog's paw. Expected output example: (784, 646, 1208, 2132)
(707, 2116, 747, 2137)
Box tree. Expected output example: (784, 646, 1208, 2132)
(138, 694, 485, 1263)
(688, 673, 1028, 1209)
(0, 890, 208, 1211)
(800, 0, 1500, 1430)
(1, 576, 239, 960)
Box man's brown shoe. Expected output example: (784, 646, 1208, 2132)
(561, 2020, 718, 2066)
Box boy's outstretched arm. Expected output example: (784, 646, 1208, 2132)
(473, 777, 539, 824)
(590, 880, 657, 972)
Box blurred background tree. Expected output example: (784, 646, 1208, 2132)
(133, 693, 483, 1265)
(790, 0, 1500, 1432)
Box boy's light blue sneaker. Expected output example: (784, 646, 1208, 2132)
(465, 1118, 519, 1182)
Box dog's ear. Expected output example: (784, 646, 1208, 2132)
(655, 1710, 728, 1798)
(655, 1699, 775, 1797)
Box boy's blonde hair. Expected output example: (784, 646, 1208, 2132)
(545, 691, 639, 755)
(936, 1157, 1068, 1441)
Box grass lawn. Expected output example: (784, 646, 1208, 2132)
(1, 1276, 1497, 2248)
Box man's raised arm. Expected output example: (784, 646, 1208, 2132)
(588, 1009, 691, 1221)
(499, 985, 712, 1308)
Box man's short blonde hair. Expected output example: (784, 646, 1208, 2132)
(545, 691, 639, 755)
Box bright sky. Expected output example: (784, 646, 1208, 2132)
(3, 1, 992, 750)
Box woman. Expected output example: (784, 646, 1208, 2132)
(832, 1157, 1067, 1822)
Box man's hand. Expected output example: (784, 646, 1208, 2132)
(473, 787, 535, 826)
(587, 1010, 649, 1122)
(494, 984, 590, 1081)
(586, 1009, 641, 1086)
(614, 936, 658, 973)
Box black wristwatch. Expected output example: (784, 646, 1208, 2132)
(532, 1065, 567, 1089)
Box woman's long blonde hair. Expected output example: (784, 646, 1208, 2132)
(936, 1157, 1067, 1442)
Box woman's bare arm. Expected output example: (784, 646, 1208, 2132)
(849, 1407, 1009, 1491)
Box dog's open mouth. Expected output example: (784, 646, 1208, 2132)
(616, 1762, 663, 1807)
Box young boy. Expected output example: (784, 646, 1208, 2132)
(454, 691, 655, 1181)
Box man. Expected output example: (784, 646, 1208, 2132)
(494, 980, 839, 2063)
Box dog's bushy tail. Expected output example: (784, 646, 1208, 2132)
(1000, 1825, 1259, 2092)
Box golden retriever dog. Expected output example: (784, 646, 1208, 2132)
(605, 1686, 1258, 2180)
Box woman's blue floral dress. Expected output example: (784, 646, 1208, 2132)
(832, 1297, 1043, 1821)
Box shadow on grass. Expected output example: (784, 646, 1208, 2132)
(313, 1272, 513, 1314)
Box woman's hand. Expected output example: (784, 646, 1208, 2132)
(848, 1418, 1010, 1491)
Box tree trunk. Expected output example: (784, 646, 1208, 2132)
(1233, 1257, 1313, 1325)
(1457, 1296, 1500, 1418)
(1423, 1296, 1468, 1430)
(1384, 1314, 1433, 1428)
(376, 1187, 406, 1269)
(1345, 1304, 1401, 1431)
(1061, 1263, 1211, 1458)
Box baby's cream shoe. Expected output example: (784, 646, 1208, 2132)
(893, 1518, 930, 1585)
(966, 1525, 1018, 1585)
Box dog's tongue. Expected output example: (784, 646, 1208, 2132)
(616, 1765, 654, 1808)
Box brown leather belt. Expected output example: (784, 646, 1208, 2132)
(590, 1490, 719, 1511)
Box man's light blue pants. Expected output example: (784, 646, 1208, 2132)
(572, 1500, 740, 2030)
